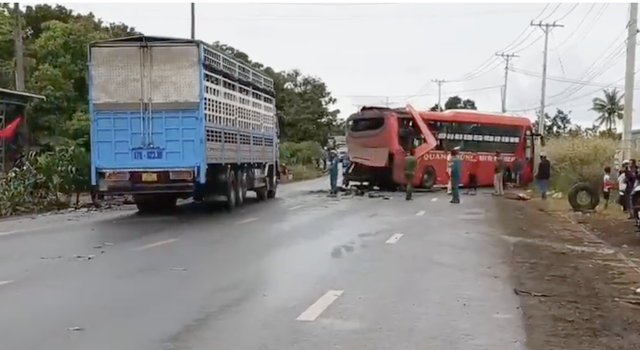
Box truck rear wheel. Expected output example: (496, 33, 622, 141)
(236, 169, 247, 206)
(267, 175, 277, 199)
(225, 169, 237, 211)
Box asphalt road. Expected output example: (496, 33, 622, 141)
(0, 176, 527, 350)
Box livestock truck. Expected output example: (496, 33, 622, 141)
(88, 35, 279, 212)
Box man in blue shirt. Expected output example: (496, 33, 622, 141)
(450, 146, 461, 204)
(328, 151, 339, 196)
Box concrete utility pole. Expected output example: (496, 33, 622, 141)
(622, 3, 638, 162)
(431, 79, 446, 111)
(496, 52, 519, 113)
(13, 3, 24, 92)
(531, 20, 563, 172)
(190, 3, 196, 39)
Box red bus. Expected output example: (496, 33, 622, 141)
(345, 105, 534, 190)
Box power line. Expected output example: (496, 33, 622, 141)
(554, 3, 580, 22)
(451, 4, 552, 82)
(558, 3, 611, 57)
(510, 68, 640, 113)
(344, 85, 502, 100)
(539, 3, 562, 21)
(551, 3, 597, 52)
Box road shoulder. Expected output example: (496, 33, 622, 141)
(497, 196, 640, 350)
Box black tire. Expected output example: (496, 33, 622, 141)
(226, 169, 237, 211)
(236, 169, 246, 206)
(421, 166, 436, 189)
(568, 182, 600, 211)
(267, 165, 277, 199)
(91, 191, 104, 208)
(256, 187, 267, 201)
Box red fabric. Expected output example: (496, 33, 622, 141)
(469, 154, 480, 174)
(0, 116, 22, 139)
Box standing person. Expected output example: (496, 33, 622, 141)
(536, 152, 551, 199)
(512, 157, 523, 186)
(328, 151, 339, 196)
(446, 151, 452, 195)
(466, 150, 479, 195)
(404, 148, 416, 201)
(493, 151, 505, 196)
(619, 160, 629, 211)
(626, 160, 637, 218)
(450, 147, 461, 204)
(603, 166, 614, 210)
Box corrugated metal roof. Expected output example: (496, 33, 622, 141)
(0, 88, 45, 101)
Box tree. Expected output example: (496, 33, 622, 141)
(532, 108, 573, 138)
(429, 96, 477, 111)
(211, 41, 340, 146)
(590, 87, 624, 132)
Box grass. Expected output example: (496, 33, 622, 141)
(280, 164, 325, 183)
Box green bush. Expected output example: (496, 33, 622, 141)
(0, 139, 90, 216)
(279, 141, 324, 166)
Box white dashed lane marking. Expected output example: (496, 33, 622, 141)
(431, 198, 438, 202)
(133, 238, 179, 251)
(288, 205, 304, 210)
(416, 211, 426, 216)
(235, 217, 259, 225)
(0, 280, 14, 287)
(296, 290, 344, 322)
(385, 233, 403, 244)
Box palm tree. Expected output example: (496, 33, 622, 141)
(590, 88, 624, 132)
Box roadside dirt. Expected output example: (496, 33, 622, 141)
(497, 195, 640, 350)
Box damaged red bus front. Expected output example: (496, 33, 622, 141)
(345, 106, 534, 190)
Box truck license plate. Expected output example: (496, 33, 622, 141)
(142, 173, 157, 182)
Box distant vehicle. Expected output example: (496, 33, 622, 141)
(345, 106, 534, 190)
(88, 35, 279, 212)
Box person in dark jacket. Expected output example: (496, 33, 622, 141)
(625, 160, 637, 218)
(536, 153, 551, 199)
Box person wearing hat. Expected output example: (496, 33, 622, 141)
(450, 146, 461, 204)
(536, 152, 551, 199)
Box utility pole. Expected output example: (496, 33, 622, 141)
(622, 3, 638, 162)
(13, 3, 28, 155)
(13, 3, 24, 92)
(190, 3, 196, 39)
(496, 52, 519, 113)
(432, 79, 446, 111)
(531, 20, 563, 171)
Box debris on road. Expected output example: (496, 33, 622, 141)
(68, 326, 84, 331)
(170, 267, 188, 271)
(513, 288, 553, 298)
(73, 254, 96, 261)
(40, 256, 63, 260)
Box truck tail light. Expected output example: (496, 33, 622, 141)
(170, 171, 193, 181)
(106, 171, 130, 181)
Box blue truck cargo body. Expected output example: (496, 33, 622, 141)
(88, 36, 278, 199)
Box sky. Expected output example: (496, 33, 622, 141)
(55, 2, 636, 128)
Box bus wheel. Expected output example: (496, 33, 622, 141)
(421, 166, 436, 189)
(568, 182, 599, 211)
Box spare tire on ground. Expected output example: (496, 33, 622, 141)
(568, 182, 600, 211)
